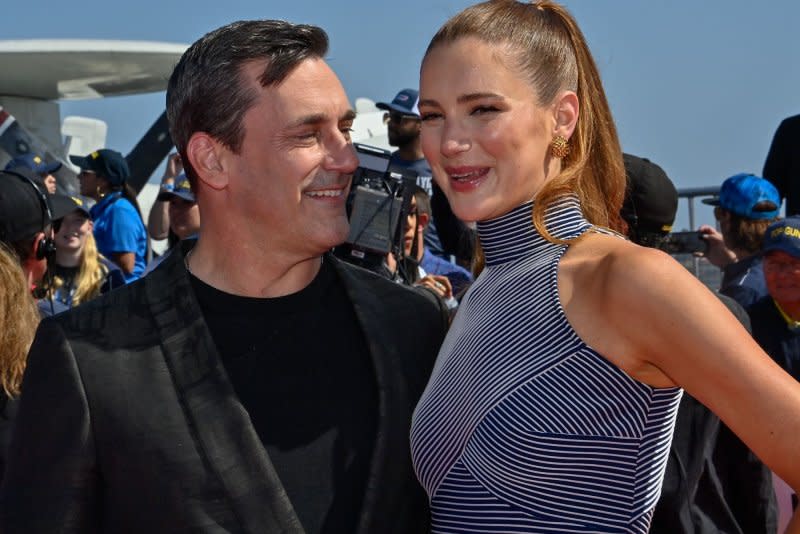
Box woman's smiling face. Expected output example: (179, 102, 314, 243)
(419, 37, 562, 223)
(55, 211, 92, 253)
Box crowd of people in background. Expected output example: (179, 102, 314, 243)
(0, 1, 800, 532)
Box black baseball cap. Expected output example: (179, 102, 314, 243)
(70, 149, 130, 186)
(157, 173, 195, 203)
(0, 169, 50, 243)
(376, 88, 420, 117)
(49, 194, 91, 219)
(763, 216, 800, 258)
(621, 153, 678, 234)
(0, 169, 84, 243)
(4, 153, 62, 175)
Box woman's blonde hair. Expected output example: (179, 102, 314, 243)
(46, 231, 107, 307)
(0, 243, 40, 398)
(424, 0, 627, 243)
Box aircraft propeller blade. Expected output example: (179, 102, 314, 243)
(125, 110, 173, 194)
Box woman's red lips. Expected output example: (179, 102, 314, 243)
(445, 166, 489, 192)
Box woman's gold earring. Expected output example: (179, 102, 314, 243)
(550, 135, 570, 159)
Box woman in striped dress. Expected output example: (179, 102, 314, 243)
(409, 1, 800, 532)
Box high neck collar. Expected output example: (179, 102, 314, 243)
(477, 196, 589, 266)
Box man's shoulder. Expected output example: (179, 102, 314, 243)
(330, 254, 422, 293)
(328, 254, 445, 313)
(778, 114, 800, 132)
(50, 266, 167, 348)
(37, 298, 69, 318)
(54, 274, 146, 323)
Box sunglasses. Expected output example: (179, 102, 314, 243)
(386, 112, 419, 124)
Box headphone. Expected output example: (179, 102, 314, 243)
(1, 169, 56, 261)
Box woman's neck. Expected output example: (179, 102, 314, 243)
(56, 249, 82, 267)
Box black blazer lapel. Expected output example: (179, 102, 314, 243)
(329, 256, 437, 534)
(145, 242, 305, 534)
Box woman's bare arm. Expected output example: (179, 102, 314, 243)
(561, 235, 800, 518)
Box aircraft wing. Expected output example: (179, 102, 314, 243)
(0, 39, 187, 100)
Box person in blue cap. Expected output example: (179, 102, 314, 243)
(4, 153, 61, 194)
(143, 171, 200, 275)
(700, 173, 781, 308)
(70, 148, 148, 283)
(377, 89, 445, 254)
(750, 216, 800, 382)
(748, 216, 800, 523)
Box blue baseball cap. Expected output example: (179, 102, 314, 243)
(157, 173, 195, 203)
(376, 88, 420, 117)
(70, 149, 130, 187)
(701, 173, 780, 219)
(763, 217, 800, 258)
(4, 153, 62, 175)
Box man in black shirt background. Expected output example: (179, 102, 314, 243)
(1, 20, 448, 534)
(763, 114, 800, 215)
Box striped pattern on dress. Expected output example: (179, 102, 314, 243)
(410, 197, 682, 533)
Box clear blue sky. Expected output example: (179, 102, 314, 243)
(4, 0, 799, 229)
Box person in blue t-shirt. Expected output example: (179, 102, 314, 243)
(376, 89, 445, 255)
(70, 149, 148, 283)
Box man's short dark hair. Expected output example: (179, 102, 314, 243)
(166, 19, 329, 188)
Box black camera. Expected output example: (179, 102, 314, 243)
(658, 231, 708, 254)
(333, 143, 417, 277)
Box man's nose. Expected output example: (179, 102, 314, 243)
(325, 137, 358, 174)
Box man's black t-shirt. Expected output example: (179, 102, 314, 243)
(190, 258, 377, 533)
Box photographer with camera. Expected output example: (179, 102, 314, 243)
(700, 173, 781, 308)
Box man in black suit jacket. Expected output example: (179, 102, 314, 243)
(0, 19, 448, 533)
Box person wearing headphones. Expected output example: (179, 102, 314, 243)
(0, 167, 74, 317)
(0, 167, 75, 481)
(71, 149, 148, 282)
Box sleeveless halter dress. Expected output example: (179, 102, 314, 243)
(410, 197, 682, 533)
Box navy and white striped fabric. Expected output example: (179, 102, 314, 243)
(410, 197, 682, 533)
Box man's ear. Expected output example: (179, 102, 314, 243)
(186, 133, 228, 191)
(553, 90, 579, 140)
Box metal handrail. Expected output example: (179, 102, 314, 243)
(678, 185, 719, 231)
(675, 185, 721, 284)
